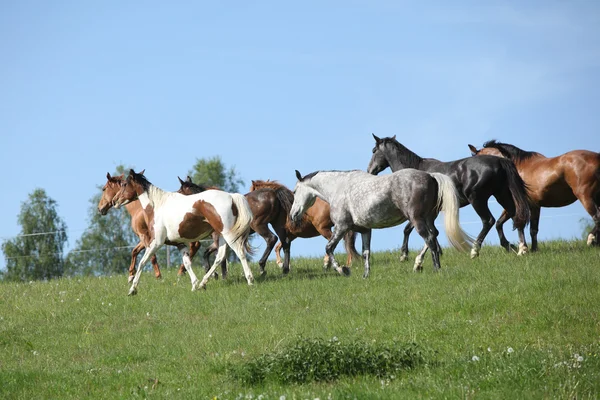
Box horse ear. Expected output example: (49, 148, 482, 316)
(295, 170, 303, 181)
(186, 176, 192, 182)
(391, 135, 396, 141)
(468, 144, 479, 155)
(106, 172, 112, 180)
(129, 169, 135, 176)
(372, 133, 382, 144)
(139, 169, 145, 175)
(178, 176, 184, 185)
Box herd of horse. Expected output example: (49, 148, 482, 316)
(97, 135, 600, 295)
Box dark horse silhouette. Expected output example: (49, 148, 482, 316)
(367, 134, 531, 258)
(469, 140, 600, 249)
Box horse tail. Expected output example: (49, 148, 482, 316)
(273, 186, 295, 223)
(228, 193, 255, 255)
(499, 158, 531, 230)
(431, 173, 474, 252)
(343, 231, 361, 265)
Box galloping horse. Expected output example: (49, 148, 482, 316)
(113, 169, 254, 295)
(178, 176, 293, 274)
(367, 134, 531, 258)
(469, 140, 600, 249)
(290, 170, 473, 276)
(249, 180, 359, 269)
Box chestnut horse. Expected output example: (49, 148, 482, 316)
(249, 180, 360, 269)
(113, 169, 254, 295)
(469, 141, 600, 249)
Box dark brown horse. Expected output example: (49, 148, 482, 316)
(469, 141, 600, 249)
(249, 180, 360, 269)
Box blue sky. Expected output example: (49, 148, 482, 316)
(1, 1, 599, 270)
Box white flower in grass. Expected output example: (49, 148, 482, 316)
(577, 355, 584, 362)
(507, 347, 514, 354)
(146, 312, 150, 317)
(472, 355, 480, 362)
(279, 395, 286, 400)
(32, 350, 39, 356)
(487, 347, 492, 352)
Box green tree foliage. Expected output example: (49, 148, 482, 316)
(188, 156, 244, 193)
(65, 166, 138, 276)
(1, 189, 68, 281)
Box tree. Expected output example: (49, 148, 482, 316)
(65, 166, 140, 276)
(1, 189, 68, 281)
(188, 156, 244, 193)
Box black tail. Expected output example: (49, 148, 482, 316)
(499, 158, 531, 230)
(343, 231, 361, 265)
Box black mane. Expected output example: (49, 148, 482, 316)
(483, 140, 540, 162)
(130, 170, 152, 191)
(380, 137, 423, 168)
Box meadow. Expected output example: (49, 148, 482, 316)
(1, 240, 599, 399)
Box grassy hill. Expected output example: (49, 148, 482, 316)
(1, 240, 599, 399)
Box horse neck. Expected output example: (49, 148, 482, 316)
(307, 172, 349, 202)
(386, 143, 422, 170)
(124, 200, 142, 216)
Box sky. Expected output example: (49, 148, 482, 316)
(1, 0, 599, 271)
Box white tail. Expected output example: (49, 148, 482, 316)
(431, 173, 474, 252)
(227, 193, 254, 254)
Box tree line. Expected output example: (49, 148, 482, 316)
(1, 157, 243, 282)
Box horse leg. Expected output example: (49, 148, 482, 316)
(222, 231, 254, 285)
(274, 242, 283, 268)
(494, 191, 528, 255)
(577, 193, 600, 246)
(199, 237, 228, 289)
(175, 243, 203, 291)
(315, 226, 334, 269)
(324, 226, 350, 276)
(128, 239, 162, 296)
(254, 223, 278, 275)
(468, 197, 496, 258)
(150, 254, 162, 279)
(413, 219, 441, 271)
(360, 230, 372, 278)
(211, 230, 228, 279)
(530, 206, 541, 251)
(271, 224, 292, 275)
(400, 223, 414, 262)
(128, 241, 145, 283)
(177, 241, 199, 276)
(413, 244, 429, 272)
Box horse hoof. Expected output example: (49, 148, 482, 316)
(399, 254, 408, 262)
(413, 267, 423, 273)
(517, 243, 528, 256)
(362, 273, 369, 279)
(259, 269, 267, 277)
(127, 288, 137, 296)
(470, 249, 479, 259)
(342, 266, 351, 276)
(282, 268, 290, 275)
(277, 262, 284, 269)
(588, 233, 596, 246)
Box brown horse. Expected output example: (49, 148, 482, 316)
(469, 141, 600, 249)
(97, 173, 215, 282)
(249, 180, 360, 269)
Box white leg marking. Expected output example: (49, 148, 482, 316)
(470, 243, 481, 259)
(587, 233, 596, 246)
(517, 242, 528, 256)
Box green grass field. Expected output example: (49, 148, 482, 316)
(1, 240, 599, 399)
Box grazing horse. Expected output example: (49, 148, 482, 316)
(178, 176, 293, 274)
(367, 134, 531, 258)
(290, 170, 473, 276)
(469, 141, 600, 249)
(113, 169, 254, 295)
(249, 180, 359, 269)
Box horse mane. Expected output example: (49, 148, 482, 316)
(180, 181, 220, 194)
(381, 137, 423, 168)
(131, 171, 152, 192)
(251, 179, 288, 191)
(483, 140, 540, 162)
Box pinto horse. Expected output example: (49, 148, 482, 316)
(367, 134, 531, 258)
(249, 180, 360, 269)
(469, 140, 600, 249)
(113, 169, 254, 295)
(178, 176, 293, 274)
(290, 170, 473, 276)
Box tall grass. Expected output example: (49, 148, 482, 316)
(1, 240, 599, 399)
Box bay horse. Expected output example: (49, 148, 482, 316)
(113, 169, 254, 295)
(290, 170, 473, 276)
(469, 140, 600, 249)
(249, 180, 359, 269)
(367, 134, 531, 258)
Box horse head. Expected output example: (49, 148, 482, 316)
(113, 169, 146, 208)
(289, 170, 318, 224)
(98, 172, 124, 215)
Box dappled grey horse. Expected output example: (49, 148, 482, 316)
(289, 170, 473, 276)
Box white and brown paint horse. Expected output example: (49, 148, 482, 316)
(113, 169, 254, 295)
